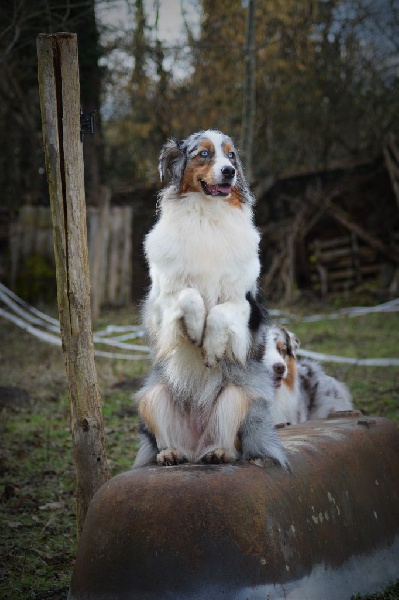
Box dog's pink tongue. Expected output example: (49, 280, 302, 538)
(210, 184, 231, 196)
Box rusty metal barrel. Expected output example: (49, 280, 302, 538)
(69, 415, 399, 600)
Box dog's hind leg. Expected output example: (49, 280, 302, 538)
(136, 383, 195, 466)
(198, 384, 250, 463)
(240, 398, 289, 469)
(133, 421, 158, 468)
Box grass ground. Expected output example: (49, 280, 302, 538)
(0, 298, 398, 599)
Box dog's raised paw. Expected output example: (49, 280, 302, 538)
(179, 288, 206, 346)
(157, 448, 186, 466)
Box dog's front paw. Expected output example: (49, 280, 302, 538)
(157, 448, 186, 466)
(202, 302, 250, 366)
(201, 448, 236, 464)
(202, 306, 229, 367)
(178, 288, 206, 346)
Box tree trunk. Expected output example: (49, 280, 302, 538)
(241, 0, 257, 182)
(36, 32, 110, 539)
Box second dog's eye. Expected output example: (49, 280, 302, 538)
(200, 150, 209, 158)
(279, 346, 287, 358)
(228, 151, 235, 160)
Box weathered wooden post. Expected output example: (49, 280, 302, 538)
(36, 32, 110, 537)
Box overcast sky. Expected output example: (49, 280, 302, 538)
(96, 0, 200, 44)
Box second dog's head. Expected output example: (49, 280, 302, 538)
(264, 325, 300, 389)
(158, 130, 254, 206)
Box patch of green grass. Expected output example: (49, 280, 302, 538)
(290, 312, 399, 359)
(0, 385, 141, 599)
(0, 392, 76, 599)
(276, 310, 399, 423)
(352, 580, 399, 599)
(1, 302, 398, 599)
(0, 313, 145, 600)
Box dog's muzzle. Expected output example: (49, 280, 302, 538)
(273, 362, 286, 388)
(200, 165, 236, 197)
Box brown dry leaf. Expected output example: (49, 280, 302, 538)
(7, 521, 22, 528)
(38, 501, 63, 511)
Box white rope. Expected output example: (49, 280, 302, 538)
(1, 282, 398, 365)
(0, 283, 61, 333)
(297, 348, 399, 367)
(95, 350, 151, 360)
(269, 298, 399, 324)
(0, 281, 150, 359)
(0, 307, 62, 346)
(0, 281, 59, 326)
(0, 306, 151, 360)
(95, 324, 144, 336)
(92, 334, 150, 352)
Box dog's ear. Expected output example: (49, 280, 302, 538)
(158, 138, 185, 184)
(287, 330, 300, 357)
(231, 142, 256, 206)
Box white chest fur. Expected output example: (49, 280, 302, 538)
(145, 190, 260, 307)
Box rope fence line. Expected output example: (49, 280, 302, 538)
(269, 297, 399, 323)
(297, 348, 399, 367)
(1, 282, 398, 366)
(0, 281, 151, 360)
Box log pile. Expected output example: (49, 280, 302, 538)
(309, 234, 379, 295)
(260, 167, 399, 301)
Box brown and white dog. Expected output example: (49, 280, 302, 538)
(133, 130, 287, 468)
(264, 324, 353, 425)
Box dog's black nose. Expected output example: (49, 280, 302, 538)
(273, 363, 285, 376)
(221, 165, 235, 179)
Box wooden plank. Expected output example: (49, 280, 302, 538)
(309, 236, 352, 251)
(9, 220, 22, 290)
(20, 205, 37, 258)
(107, 207, 122, 304)
(314, 252, 377, 270)
(120, 206, 133, 304)
(311, 264, 380, 283)
(315, 246, 353, 261)
(88, 187, 111, 319)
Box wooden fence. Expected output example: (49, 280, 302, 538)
(9, 198, 133, 317)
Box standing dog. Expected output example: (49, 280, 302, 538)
(133, 130, 287, 468)
(264, 324, 353, 425)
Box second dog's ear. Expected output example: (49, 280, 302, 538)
(158, 138, 185, 183)
(287, 330, 300, 357)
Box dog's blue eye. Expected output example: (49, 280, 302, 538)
(200, 150, 209, 158)
(228, 151, 235, 160)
